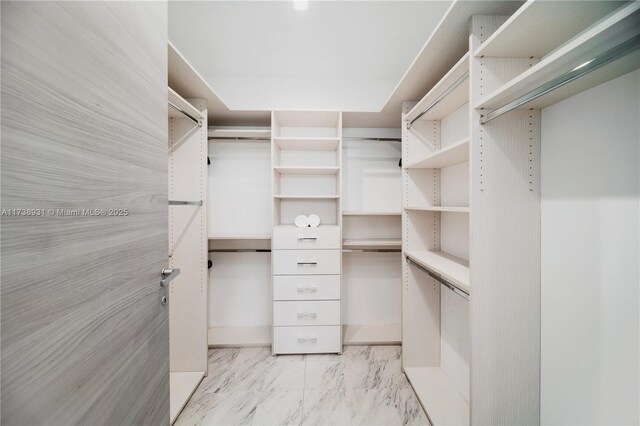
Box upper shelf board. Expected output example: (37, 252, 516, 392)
(476, 2, 640, 110)
(406, 53, 469, 123)
(168, 87, 203, 121)
(475, 0, 627, 58)
(405, 137, 469, 170)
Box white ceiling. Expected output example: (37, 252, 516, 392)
(168, 1, 451, 113)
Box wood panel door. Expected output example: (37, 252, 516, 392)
(1, 2, 169, 425)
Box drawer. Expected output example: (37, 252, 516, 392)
(273, 326, 341, 354)
(273, 249, 340, 275)
(273, 301, 340, 326)
(273, 275, 340, 300)
(273, 225, 340, 250)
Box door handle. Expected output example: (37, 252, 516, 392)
(160, 268, 181, 287)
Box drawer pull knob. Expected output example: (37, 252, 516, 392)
(297, 237, 318, 241)
(297, 336, 318, 343)
(297, 261, 317, 265)
(297, 312, 318, 318)
(297, 285, 318, 293)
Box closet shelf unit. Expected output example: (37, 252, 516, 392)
(271, 111, 343, 355)
(404, 250, 470, 294)
(475, 1, 640, 114)
(402, 46, 471, 425)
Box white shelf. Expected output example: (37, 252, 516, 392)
(274, 166, 340, 175)
(208, 326, 271, 348)
(406, 53, 469, 123)
(405, 206, 469, 213)
(343, 324, 401, 345)
(404, 250, 470, 294)
(170, 371, 205, 424)
(475, 0, 625, 58)
(404, 367, 469, 426)
(168, 87, 203, 121)
(274, 194, 340, 199)
(405, 137, 470, 169)
(476, 3, 640, 111)
(342, 211, 401, 216)
(343, 238, 402, 250)
(208, 233, 271, 240)
(273, 137, 340, 151)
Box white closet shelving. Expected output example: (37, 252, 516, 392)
(167, 85, 208, 424)
(207, 126, 272, 348)
(271, 111, 343, 354)
(402, 48, 471, 425)
(341, 129, 402, 345)
(395, 2, 639, 424)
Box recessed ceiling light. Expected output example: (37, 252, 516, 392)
(293, 0, 308, 11)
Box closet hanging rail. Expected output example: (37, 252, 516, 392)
(208, 136, 271, 141)
(406, 256, 469, 300)
(407, 71, 469, 129)
(169, 200, 203, 206)
(343, 249, 402, 253)
(480, 33, 640, 125)
(342, 137, 402, 142)
(168, 100, 202, 127)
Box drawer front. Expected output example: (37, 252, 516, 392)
(273, 226, 340, 250)
(273, 275, 340, 300)
(273, 250, 340, 275)
(273, 301, 340, 326)
(273, 326, 341, 354)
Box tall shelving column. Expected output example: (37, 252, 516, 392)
(271, 111, 343, 355)
(401, 52, 471, 426)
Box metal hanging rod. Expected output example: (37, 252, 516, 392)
(407, 71, 469, 129)
(208, 136, 271, 141)
(169, 200, 203, 206)
(480, 34, 640, 125)
(406, 257, 469, 301)
(168, 101, 202, 127)
(342, 137, 402, 142)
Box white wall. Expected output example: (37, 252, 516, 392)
(541, 69, 639, 425)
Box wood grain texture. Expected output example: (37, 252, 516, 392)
(469, 15, 541, 425)
(1, 2, 169, 425)
(169, 99, 209, 375)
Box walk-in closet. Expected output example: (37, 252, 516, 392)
(1, 1, 638, 425)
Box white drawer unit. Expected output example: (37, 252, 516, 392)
(273, 301, 340, 326)
(272, 249, 341, 275)
(273, 275, 341, 300)
(273, 225, 341, 250)
(272, 326, 341, 354)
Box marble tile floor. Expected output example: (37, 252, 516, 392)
(175, 345, 429, 426)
